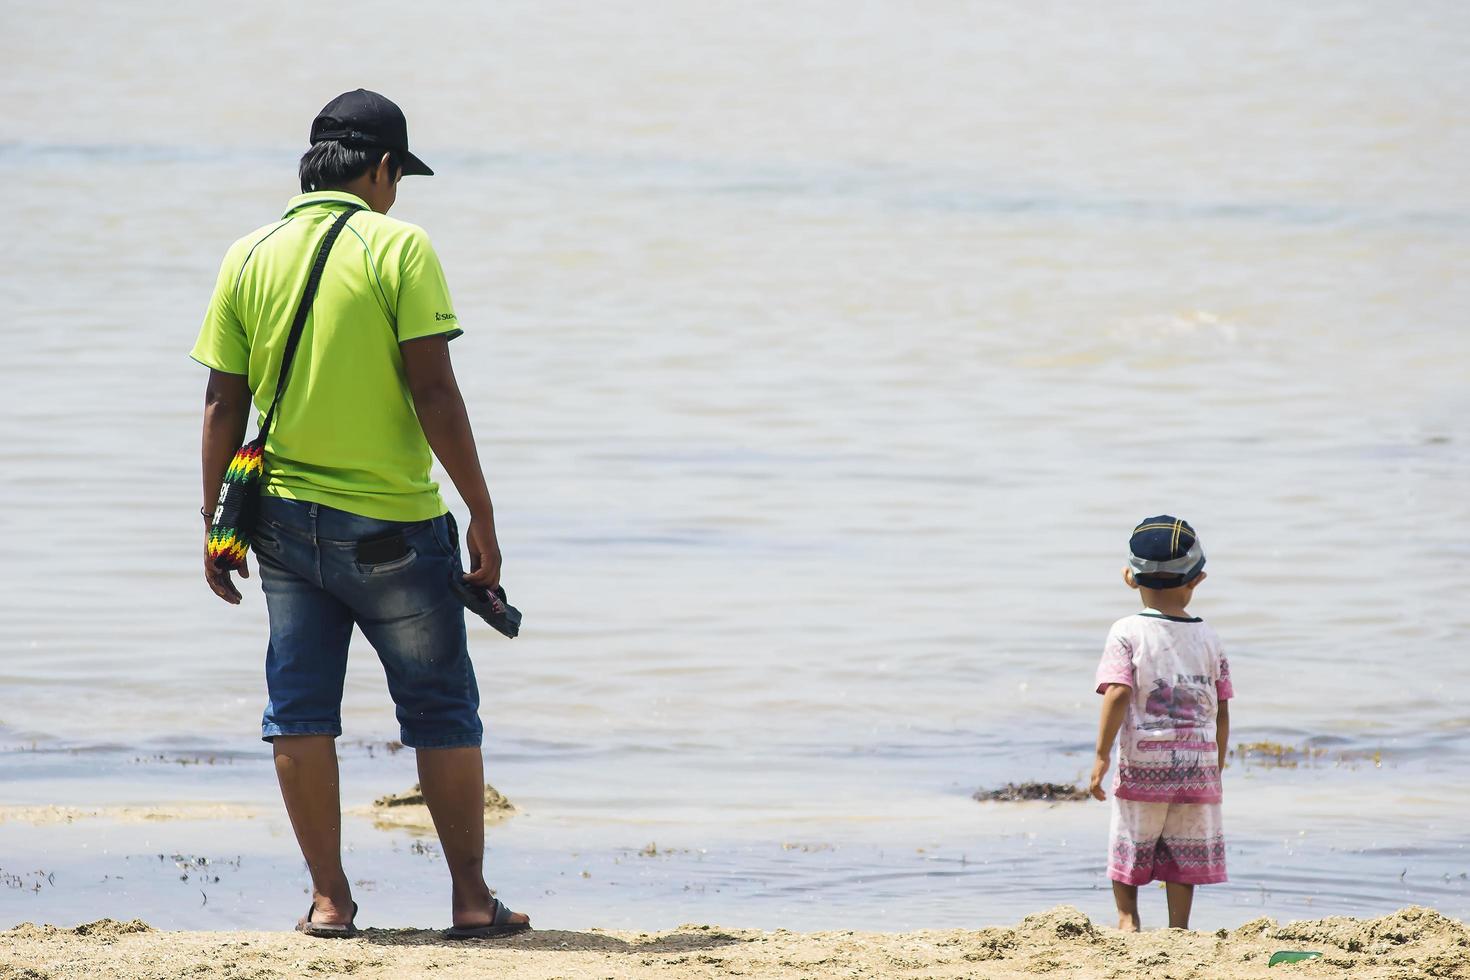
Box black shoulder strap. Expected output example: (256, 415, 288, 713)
(258, 205, 362, 437)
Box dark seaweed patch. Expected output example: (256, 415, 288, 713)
(973, 782, 1089, 802)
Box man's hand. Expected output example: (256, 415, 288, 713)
(200, 368, 252, 607)
(463, 517, 502, 590)
(204, 544, 249, 604)
(1088, 755, 1111, 801)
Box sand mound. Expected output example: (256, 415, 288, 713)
(372, 783, 513, 811)
(1268, 905, 1470, 953)
(6, 920, 151, 942)
(70, 920, 152, 940)
(1016, 905, 1103, 941)
(1, 965, 54, 980)
(354, 783, 516, 837)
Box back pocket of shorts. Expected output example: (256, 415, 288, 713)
(355, 530, 417, 575)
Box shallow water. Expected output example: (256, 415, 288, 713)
(2, 0, 1469, 931)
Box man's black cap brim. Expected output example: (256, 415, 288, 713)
(401, 150, 433, 177)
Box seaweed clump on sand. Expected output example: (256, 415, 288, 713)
(72, 919, 154, 942)
(373, 783, 514, 812)
(1235, 740, 1384, 770)
(973, 782, 1090, 803)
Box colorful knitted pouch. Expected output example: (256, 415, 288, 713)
(207, 438, 267, 569)
(207, 205, 361, 571)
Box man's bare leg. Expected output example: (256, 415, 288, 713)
(1112, 881, 1141, 932)
(273, 736, 353, 924)
(1166, 882, 1195, 929)
(416, 746, 530, 929)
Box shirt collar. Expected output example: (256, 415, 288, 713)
(1137, 610, 1203, 623)
(283, 190, 372, 217)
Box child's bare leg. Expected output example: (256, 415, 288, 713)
(1165, 882, 1194, 929)
(1111, 881, 1141, 932)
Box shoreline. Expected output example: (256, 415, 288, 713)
(3, 906, 1466, 979)
(5, 794, 1470, 938)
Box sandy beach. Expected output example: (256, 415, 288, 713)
(3, 906, 1466, 980)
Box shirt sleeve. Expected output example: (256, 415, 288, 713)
(190, 249, 249, 374)
(1095, 627, 1135, 694)
(1216, 648, 1234, 700)
(394, 227, 462, 343)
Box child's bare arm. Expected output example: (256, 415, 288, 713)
(1216, 699, 1230, 770)
(1089, 684, 1131, 801)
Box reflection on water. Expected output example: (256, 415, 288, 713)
(2, 0, 1469, 930)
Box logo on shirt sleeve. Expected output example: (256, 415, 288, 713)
(434, 311, 457, 321)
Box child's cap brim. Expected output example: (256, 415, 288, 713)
(1130, 540, 1206, 588)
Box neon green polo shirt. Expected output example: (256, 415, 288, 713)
(191, 191, 461, 522)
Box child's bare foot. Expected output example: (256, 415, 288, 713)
(1117, 912, 1141, 932)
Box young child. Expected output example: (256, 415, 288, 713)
(1088, 516, 1232, 931)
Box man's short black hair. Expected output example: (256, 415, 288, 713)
(299, 140, 403, 193)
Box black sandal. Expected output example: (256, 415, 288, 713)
(442, 897, 531, 939)
(449, 575, 522, 638)
(295, 901, 359, 939)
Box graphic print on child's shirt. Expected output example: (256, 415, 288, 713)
(1094, 612, 1234, 803)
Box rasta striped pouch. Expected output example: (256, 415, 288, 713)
(206, 205, 361, 571)
(207, 438, 266, 570)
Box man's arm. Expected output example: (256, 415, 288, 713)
(201, 369, 253, 603)
(1216, 699, 1230, 771)
(399, 335, 501, 589)
(1089, 683, 1131, 801)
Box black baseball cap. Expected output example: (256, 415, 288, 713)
(1128, 515, 1206, 589)
(309, 89, 434, 177)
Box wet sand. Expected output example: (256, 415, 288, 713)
(0, 804, 264, 825)
(3, 906, 1466, 979)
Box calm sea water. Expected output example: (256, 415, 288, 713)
(2, 0, 1468, 932)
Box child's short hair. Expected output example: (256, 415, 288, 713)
(1128, 515, 1206, 589)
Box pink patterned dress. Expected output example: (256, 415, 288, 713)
(1095, 611, 1233, 885)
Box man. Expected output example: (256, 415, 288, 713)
(192, 89, 529, 939)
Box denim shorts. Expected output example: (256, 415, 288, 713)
(251, 496, 482, 749)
